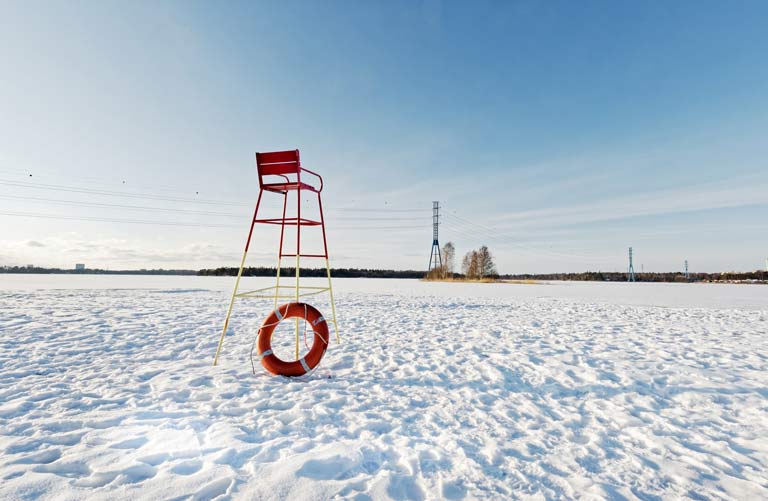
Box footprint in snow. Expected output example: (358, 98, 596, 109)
(189, 376, 214, 388)
(192, 477, 232, 500)
(119, 464, 157, 484)
(170, 460, 203, 476)
(33, 461, 91, 478)
(387, 475, 425, 501)
(110, 437, 148, 449)
(137, 452, 171, 466)
(10, 448, 61, 465)
(442, 480, 468, 500)
(136, 370, 163, 382)
(297, 454, 358, 481)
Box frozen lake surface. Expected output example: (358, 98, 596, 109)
(1, 276, 766, 499)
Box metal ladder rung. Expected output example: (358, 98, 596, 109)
(254, 217, 322, 226)
(234, 284, 331, 299)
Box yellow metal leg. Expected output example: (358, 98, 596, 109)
(274, 257, 282, 309)
(325, 258, 340, 344)
(213, 248, 249, 366)
(295, 254, 300, 360)
(295, 317, 300, 360)
(275, 192, 287, 311)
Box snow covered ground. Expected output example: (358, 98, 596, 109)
(1, 276, 766, 500)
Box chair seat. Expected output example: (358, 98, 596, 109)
(261, 181, 319, 193)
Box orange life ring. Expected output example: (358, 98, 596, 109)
(256, 302, 329, 377)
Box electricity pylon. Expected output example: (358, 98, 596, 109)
(628, 247, 636, 282)
(428, 201, 442, 271)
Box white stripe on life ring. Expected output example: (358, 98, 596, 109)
(257, 349, 273, 360)
(312, 316, 326, 326)
(299, 358, 310, 374)
(274, 308, 284, 321)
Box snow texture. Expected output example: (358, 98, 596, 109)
(1, 276, 767, 500)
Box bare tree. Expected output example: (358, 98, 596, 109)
(462, 250, 480, 279)
(441, 242, 455, 278)
(476, 245, 497, 278)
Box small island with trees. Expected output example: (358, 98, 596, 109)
(422, 243, 766, 284)
(425, 242, 499, 281)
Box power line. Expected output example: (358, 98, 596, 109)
(441, 222, 503, 247)
(442, 210, 568, 251)
(0, 210, 243, 228)
(332, 207, 430, 213)
(327, 225, 425, 231)
(441, 211, 506, 238)
(0, 167, 435, 211)
(0, 194, 429, 222)
(0, 179, 250, 207)
(0, 179, 434, 217)
(442, 217, 501, 241)
(0, 184, 432, 223)
(2, 173, 610, 262)
(443, 207, 501, 235)
(332, 215, 429, 221)
(441, 210, 606, 261)
(442, 206, 571, 253)
(441, 215, 508, 245)
(0, 194, 245, 217)
(0, 166, 230, 198)
(0, 210, 428, 231)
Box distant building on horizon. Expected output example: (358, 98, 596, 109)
(75, 263, 85, 271)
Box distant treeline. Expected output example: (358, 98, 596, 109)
(3, 265, 766, 283)
(197, 266, 425, 279)
(501, 271, 768, 282)
(0, 265, 197, 275)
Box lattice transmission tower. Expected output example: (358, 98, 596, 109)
(628, 247, 636, 282)
(684, 259, 689, 280)
(428, 201, 442, 271)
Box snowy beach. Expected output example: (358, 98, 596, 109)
(1, 276, 766, 500)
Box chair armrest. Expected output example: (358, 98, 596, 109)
(260, 173, 291, 184)
(299, 167, 324, 192)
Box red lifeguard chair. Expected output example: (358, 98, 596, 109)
(213, 149, 339, 375)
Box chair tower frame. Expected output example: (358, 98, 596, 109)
(213, 149, 339, 366)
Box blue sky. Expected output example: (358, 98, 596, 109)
(1, 1, 767, 273)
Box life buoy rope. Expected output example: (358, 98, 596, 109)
(250, 302, 329, 377)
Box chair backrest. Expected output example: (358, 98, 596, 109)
(256, 150, 301, 187)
